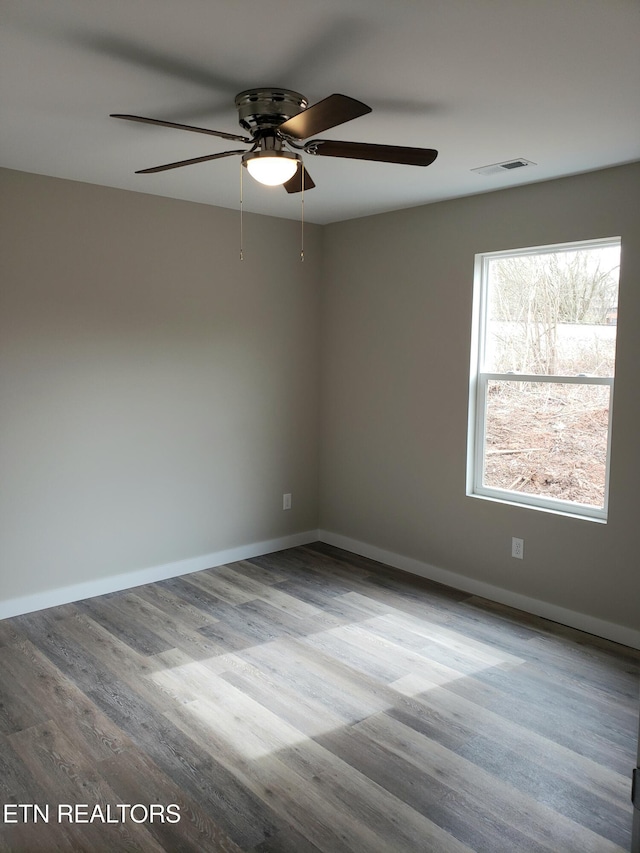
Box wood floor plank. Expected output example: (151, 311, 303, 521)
(0, 733, 52, 814)
(304, 542, 469, 603)
(9, 610, 121, 694)
(0, 619, 27, 647)
(7, 720, 165, 852)
(458, 732, 633, 847)
(465, 595, 640, 661)
(134, 581, 221, 630)
(75, 595, 175, 657)
(477, 657, 637, 740)
(0, 653, 49, 734)
(0, 542, 636, 852)
(228, 559, 289, 587)
(443, 665, 634, 774)
(85, 676, 278, 849)
(181, 568, 259, 606)
(238, 636, 393, 723)
(254, 546, 371, 581)
(0, 739, 77, 853)
(214, 565, 334, 624)
(52, 609, 192, 712)
(368, 609, 526, 667)
(454, 606, 640, 703)
(251, 823, 324, 853)
(273, 580, 392, 624)
(522, 633, 640, 699)
(212, 598, 309, 645)
(273, 731, 480, 853)
(390, 670, 632, 807)
(0, 638, 133, 761)
(360, 711, 629, 853)
(211, 564, 275, 593)
(314, 721, 555, 853)
(219, 660, 346, 738)
(97, 747, 244, 853)
(164, 701, 371, 853)
(106, 591, 230, 661)
(165, 696, 476, 853)
(157, 576, 239, 620)
(298, 621, 418, 683)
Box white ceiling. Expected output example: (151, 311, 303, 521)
(2, 0, 639, 224)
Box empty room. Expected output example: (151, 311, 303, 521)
(1, 1, 639, 851)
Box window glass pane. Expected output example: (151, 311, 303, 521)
(483, 380, 611, 508)
(483, 244, 620, 376)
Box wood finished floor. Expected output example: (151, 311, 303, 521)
(0, 542, 638, 852)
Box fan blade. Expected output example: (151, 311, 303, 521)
(136, 150, 246, 174)
(111, 114, 251, 143)
(283, 168, 316, 194)
(278, 94, 371, 140)
(306, 139, 438, 166)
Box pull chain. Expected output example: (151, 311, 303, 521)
(239, 161, 244, 261)
(300, 163, 305, 263)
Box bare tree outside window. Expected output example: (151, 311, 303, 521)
(486, 248, 619, 376)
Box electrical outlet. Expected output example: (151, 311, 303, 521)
(283, 493, 292, 510)
(512, 537, 524, 559)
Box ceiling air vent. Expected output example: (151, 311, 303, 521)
(472, 158, 536, 177)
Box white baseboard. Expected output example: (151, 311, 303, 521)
(318, 529, 640, 651)
(0, 530, 320, 620)
(5, 527, 638, 651)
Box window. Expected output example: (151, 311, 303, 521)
(467, 237, 621, 521)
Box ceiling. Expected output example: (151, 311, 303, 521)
(2, 0, 639, 225)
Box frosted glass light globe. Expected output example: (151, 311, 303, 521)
(244, 151, 300, 186)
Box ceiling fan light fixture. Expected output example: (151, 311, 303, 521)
(113, 91, 438, 197)
(242, 150, 300, 186)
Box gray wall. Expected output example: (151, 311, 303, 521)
(2, 163, 639, 635)
(0, 169, 321, 601)
(320, 163, 640, 632)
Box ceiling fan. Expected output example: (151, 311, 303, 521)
(111, 88, 438, 193)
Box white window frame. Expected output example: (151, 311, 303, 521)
(467, 237, 620, 522)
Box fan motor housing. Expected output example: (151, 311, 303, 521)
(235, 88, 307, 133)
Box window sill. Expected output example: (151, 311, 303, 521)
(467, 490, 607, 523)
